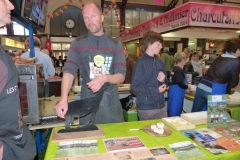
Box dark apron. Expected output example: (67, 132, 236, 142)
(201, 79, 227, 111)
(78, 39, 124, 124)
(0, 46, 36, 160)
(167, 73, 186, 116)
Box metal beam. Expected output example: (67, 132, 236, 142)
(120, 0, 128, 28)
(101, 0, 105, 12)
(167, 0, 179, 11)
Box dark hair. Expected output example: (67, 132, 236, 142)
(84, 1, 102, 14)
(223, 38, 240, 54)
(141, 31, 163, 53)
(33, 38, 41, 47)
(190, 52, 199, 60)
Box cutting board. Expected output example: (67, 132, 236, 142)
(52, 126, 105, 142)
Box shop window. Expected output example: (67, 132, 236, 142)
(103, 8, 161, 37)
(52, 43, 61, 50)
(25, 28, 29, 36)
(103, 9, 120, 38)
(62, 44, 70, 50)
(153, 12, 160, 18)
(132, 11, 140, 26)
(0, 28, 7, 35)
(13, 22, 25, 35)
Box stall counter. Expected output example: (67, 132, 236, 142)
(44, 120, 240, 160)
(184, 92, 240, 122)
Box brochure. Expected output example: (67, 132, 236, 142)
(169, 141, 207, 160)
(52, 146, 177, 160)
(55, 140, 98, 157)
(207, 95, 228, 129)
(227, 120, 240, 136)
(182, 128, 240, 155)
(103, 136, 146, 153)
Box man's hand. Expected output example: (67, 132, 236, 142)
(87, 75, 107, 93)
(158, 84, 167, 93)
(54, 100, 68, 118)
(157, 71, 166, 83)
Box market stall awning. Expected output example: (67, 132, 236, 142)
(119, 2, 240, 42)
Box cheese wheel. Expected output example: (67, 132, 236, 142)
(157, 122, 164, 129)
(154, 128, 164, 134)
(151, 124, 157, 130)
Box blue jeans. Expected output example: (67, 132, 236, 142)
(44, 80, 49, 97)
(192, 87, 210, 112)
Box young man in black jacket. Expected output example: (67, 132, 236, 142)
(131, 31, 168, 120)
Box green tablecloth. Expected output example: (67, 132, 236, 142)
(44, 120, 240, 160)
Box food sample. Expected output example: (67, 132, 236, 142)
(151, 124, 157, 130)
(157, 122, 164, 129)
(153, 128, 164, 134)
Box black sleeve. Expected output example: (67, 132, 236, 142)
(183, 62, 199, 78)
(173, 67, 188, 90)
(228, 61, 240, 88)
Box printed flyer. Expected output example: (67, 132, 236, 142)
(207, 95, 228, 129)
(169, 141, 207, 160)
(55, 140, 98, 157)
(103, 136, 146, 152)
(52, 146, 177, 160)
(182, 128, 240, 155)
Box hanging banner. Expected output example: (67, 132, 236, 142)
(119, 2, 240, 42)
(119, 3, 189, 42)
(189, 3, 240, 28)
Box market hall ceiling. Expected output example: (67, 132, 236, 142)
(10, 0, 240, 34)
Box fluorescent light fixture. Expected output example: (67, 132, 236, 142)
(188, 42, 195, 45)
(236, 30, 240, 33)
(108, 25, 131, 28)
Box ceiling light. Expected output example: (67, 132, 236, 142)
(236, 30, 240, 33)
(188, 42, 195, 45)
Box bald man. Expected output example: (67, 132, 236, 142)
(54, 1, 126, 124)
(0, 1, 36, 159)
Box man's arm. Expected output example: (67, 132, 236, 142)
(87, 73, 124, 93)
(88, 40, 126, 92)
(54, 73, 74, 118)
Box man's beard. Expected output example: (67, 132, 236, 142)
(88, 24, 102, 35)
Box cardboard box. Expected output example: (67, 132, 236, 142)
(162, 117, 195, 131)
(123, 109, 138, 122)
(181, 111, 207, 125)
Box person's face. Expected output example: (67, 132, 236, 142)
(181, 56, 187, 65)
(149, 41, 162, 56)
(192, 54, 199, 61)
(184, 48, 190, 57)
(82, 3, 104, 36)
(0, 0, 14, 25)
(236, 48, 240, 58)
